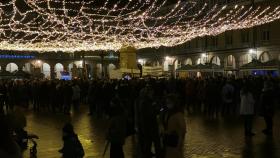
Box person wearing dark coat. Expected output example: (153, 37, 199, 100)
(63, 83, 73, 114)
(59, 123, 84, 158)
(107, 98, 126, 158)
(260, 81, 275, 136)
(136, 85, 161, 158)
(0, 116, 22, 158)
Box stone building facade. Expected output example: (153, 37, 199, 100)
(137, 0, 280, 77)
(0, 51, 119, 79)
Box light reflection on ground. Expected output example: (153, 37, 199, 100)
(22, 106, 280, 158)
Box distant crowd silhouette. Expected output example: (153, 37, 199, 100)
(0, 76, 279, 158)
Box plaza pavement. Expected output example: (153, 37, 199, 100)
(22, 106, 280, 158)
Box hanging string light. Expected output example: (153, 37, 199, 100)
(0, 0, 279, 52)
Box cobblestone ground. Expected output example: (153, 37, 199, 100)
(22, 106, 280, 158)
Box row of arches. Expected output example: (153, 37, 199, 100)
(2, 62, 117, 79)
(180, 52, 271, 68)
(148, 52, 273, 74)
(4, 63, 61, 79)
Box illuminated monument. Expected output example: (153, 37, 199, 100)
(118, 46, 139, 77)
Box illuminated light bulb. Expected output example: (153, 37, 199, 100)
(0, 0, 277, 52)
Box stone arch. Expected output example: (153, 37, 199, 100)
(239, 54, 252, 66)
(144, 59, 153, 66)
(68, 63, 77, 71)
(68, 62, 78, 78)
(163, 57, 177, 72)
(6, 63, 18, 72)
(210, 56, 221, 66)
(158, 60, 164, 66)
(22, 62, 34, 73)
(0, 64, 7, 72)
(154, 60, 160, 66)
(107, 63, 116, 78)
(54, 63, 64, 79)
(42, 63, 51, 79)
(144, 59, 160, 67)
(224, 55, 236, 68)
(184, 58, 193, 65)
(74, 60, 83, 68)
(177, 59, 183, 69)
(196, 58, 202, 65)
(96, 63, 102, 78)
(163, 60, 169, 71)
(259, 51, 270, 63)
(108, 63, 116, 71)
(87, 63, 94, 79)
(173, 59, 179, 70)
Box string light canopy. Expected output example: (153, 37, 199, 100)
(0, 0, 280, 52)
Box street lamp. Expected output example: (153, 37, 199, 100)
(165, 56, 171, 61)
(249, 48, 257, 60)
(35, 60, 42, 68)
(137, 59, 145, 65)
(201, 53, 208, 64)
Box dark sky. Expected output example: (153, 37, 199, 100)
(2, 0, 188, 19)
(10, 0, 186, 11)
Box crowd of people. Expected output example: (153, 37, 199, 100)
(0, 76, 279, 158)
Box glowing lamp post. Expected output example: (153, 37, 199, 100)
(249, 49, 257, 60)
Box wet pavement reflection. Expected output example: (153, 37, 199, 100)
(23, 106, 280, 158)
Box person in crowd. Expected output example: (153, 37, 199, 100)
(260, 80, 275, 136)
(204, 78, 217, 118)
(106, 98, 127, 158)
(136, 84, 161, 158)
(240, 83, 255, 136)
(87, 81, 96, 115)
(59, 123, 84, 158)
(163, 94, 186, 158)
(221, 79, 235, 116)
(7, 105, 38, 151)
(31, 80, 40, 112)
(6, 81, 15, 111)
(0, 116, 22, 158)
(72, 82, 81, 110)
(63, 82, 73, 115)
(95, 81, 104, 117)
(56, 81, 64, 113)
(185, 79, 195, 114)
(0, 81, 6, 114)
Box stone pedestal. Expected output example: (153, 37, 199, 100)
(119, 46, 137, 69)
(119, 45, 140, 77)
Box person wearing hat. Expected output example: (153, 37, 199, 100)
(59, 123, 84, 158)
(106, 97, 127, 158)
